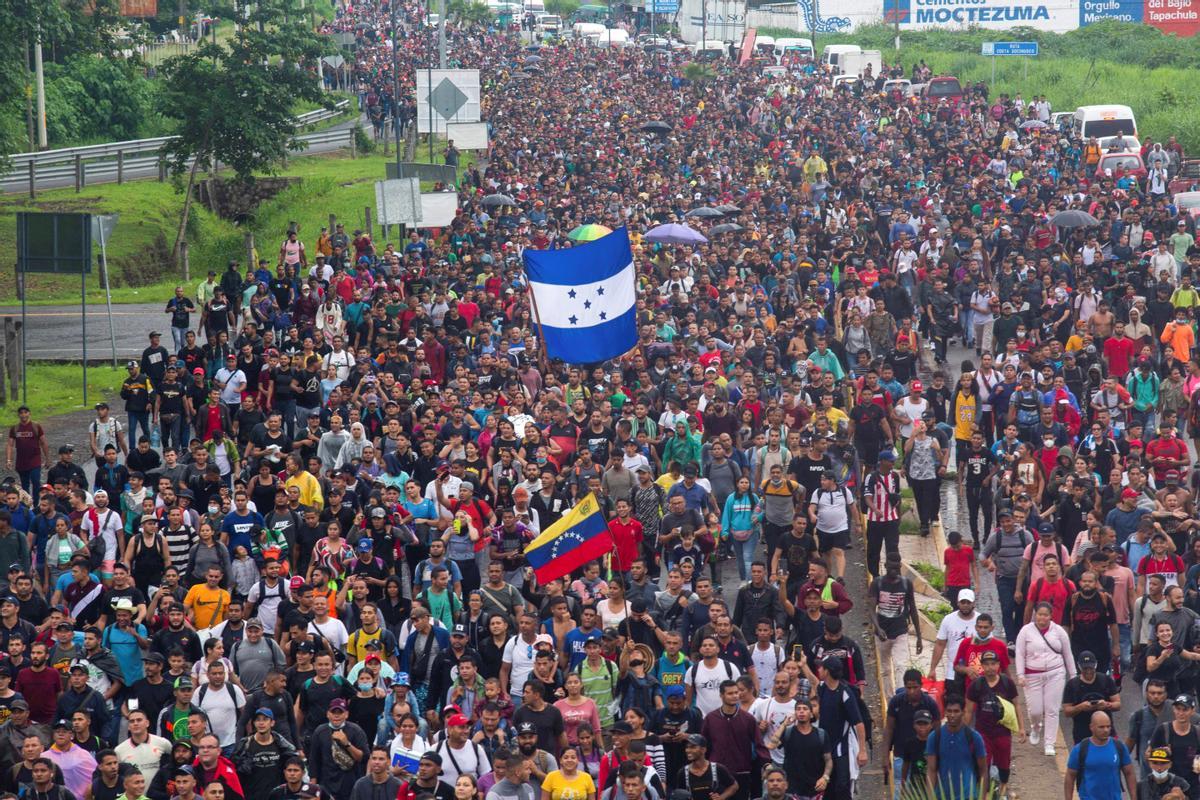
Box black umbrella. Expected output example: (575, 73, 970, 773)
(640, 121, 673, 133)
(716, 203, 740, 215)
(481, 193, 517, 207)
(708, 223, 744, 234)
(1052, 209, 1100, 228)
(684, 207, 724, 218)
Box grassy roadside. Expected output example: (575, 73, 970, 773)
(758, 22, 1200, 152)
(0, 364, 124, 426)
(0, 142, 473, 306)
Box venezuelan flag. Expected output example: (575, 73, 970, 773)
(524, 493, 614, 584)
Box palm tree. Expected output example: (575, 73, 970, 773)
(682, 61, 717, 83)
(447, 0, 490, 25)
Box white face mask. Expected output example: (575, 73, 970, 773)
(1151, 769, 1170, 781)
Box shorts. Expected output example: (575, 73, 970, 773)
(817, 528, 851, 552)
(100, 559, 116, 580)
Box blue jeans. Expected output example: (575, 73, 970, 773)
(171, 326, 188, 353)
(274, 398, 297, 439)
(1119, 622, 1132, 672)
(996, 575, 1021, 643)
(159, 415, 184, 452)
(128, 411, 152, 447)
(731, 529, 759, 582)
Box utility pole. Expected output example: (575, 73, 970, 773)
(23, 39, 34, 151)
(438, 0, 447, 68)
(894, 0, 900, 51)
(34, 31, 46, 150)
(391, 0, 401, 172)
(701, 0, 706, 47)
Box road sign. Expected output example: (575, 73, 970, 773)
(376, 179, 423, 226)
(650, 0, 678, 11)
(415, 70, 481, 134)
(981, 41, 1039, 56)
(446, 122, 489, 151)
(16, 212, 92, 274)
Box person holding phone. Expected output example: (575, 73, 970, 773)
(1061, 651, 1121, 747)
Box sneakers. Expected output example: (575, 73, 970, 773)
(1029, 726, 1040, 746)
(1044, 744, 1056, 756)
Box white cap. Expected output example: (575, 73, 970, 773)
(958, 589, 976, 603)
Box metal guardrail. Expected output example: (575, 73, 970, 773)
(3, 100, 349, 172)
(1, 124, 358, 195)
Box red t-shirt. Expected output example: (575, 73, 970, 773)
(952, 637, 1010, 680)
(7, 422, 43, 470)
(449, 498, 494, 552)
(1103, 336, 1136, 378)
(608, 517, 643, 569)
(1026, 577, 1076, 623)
(943, 546, 974, 588)
(1137, 554, 1185, 587)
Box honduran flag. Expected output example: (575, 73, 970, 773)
(522, 227, 638, 364)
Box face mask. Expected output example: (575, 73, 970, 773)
(976, 632, 992, 642)
(1151, 769, 1170, 781)
(329, 720, 344, 731)
(208, 505, 219, 515)
(357, 681, 374, 692)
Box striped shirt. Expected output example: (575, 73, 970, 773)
(863, 470, 901, 523)
(162, 525, 195, 572)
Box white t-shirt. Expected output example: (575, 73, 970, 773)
(502, 634, 539, 695)
(935, 611, 980, 678)
(115, 735, 172, 786)
(196, 681, 246, 746)
(749, 643, 784, 698)
(750, 697, 796, 764)
(436, 739, 491, 783)
(894, 398, 929, 439)
(246, 578, 286, 635)
(389, 733, 429, 774)
(308, 617, 349, 657)
(82, 508, 123, 562)
(684, 658, 742, 716)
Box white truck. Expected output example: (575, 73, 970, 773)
(836, 49, 882, 79)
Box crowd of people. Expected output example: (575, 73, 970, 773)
(4, 3, 1200, 800)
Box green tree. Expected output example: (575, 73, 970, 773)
(545, 0, 579, 17)
(682, 61, 717, 83)
(158, 0, 331, 266)
(0, 0, 129, 162)
(447, 0, 491, 25)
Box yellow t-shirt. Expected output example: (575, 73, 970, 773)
(542, 770, 596, 800)
(184, 584, 232, 628)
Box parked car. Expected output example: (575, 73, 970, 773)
(1095, 151, 1147, 181)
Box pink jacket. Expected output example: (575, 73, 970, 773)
(1015, 621, 1076, 678)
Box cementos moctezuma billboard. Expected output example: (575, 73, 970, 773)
(700, 0, 1198, 42)
(849, 0, 1200, 34)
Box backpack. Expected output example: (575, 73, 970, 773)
(1021, 542, 1069, 593)
(1074, 737, 1131, 790)
(930, 724, 983, 777)
(687, 657, 734, 690)
(197, 681, 240, 709)
(231, 635, 283, 675)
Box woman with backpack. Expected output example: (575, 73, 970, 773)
(721, 477, 758, 582)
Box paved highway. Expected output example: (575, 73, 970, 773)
(0, 302, 163, 360)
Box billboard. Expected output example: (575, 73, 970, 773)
(746, 0, 1199, 35)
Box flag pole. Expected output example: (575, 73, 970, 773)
(524, 280, 553, 374)
(605, 515, 637, 645)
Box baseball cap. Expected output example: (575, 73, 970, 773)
(910, 380, 923, 392)
(10, 699, 28, 711)
(245, 618, 264, 630)
(611, 721, 634, 735)
(1078, 651, 1099, 667)
(452, 623, 467, 636)
(979, 650, 999, 663)
(685, 734, 707, 747)
(289, 576, 305, 589)
(516, 721, 537, 735)
(1175, 694, 1196, 708)
(328, 698, 348, 712)
(445, 713, 471, 727)
(914, 709, 934, 724)
(1037, 521, 1055, 535)
(664, 685, 685, 699)
(1122, 487, 1139, 500)
(533, 633, 554, 648)
(254, 708, 275, 719)
(958, 589, 976, 603)
(141, 652, 165, 664)
(370, 507, 388, 519)
(52, 718, 71, 730)
(174, 676, 194, 690)
(357, 538, 374, 552)
(602, 627, 620, 639)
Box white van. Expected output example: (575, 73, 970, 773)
(590, 28, 629, 47)
(821, 44, 860, 71)
(692, 39, 727, 58)
(754, 35, 775, 57)
(524, 0, 546, 14)
(572, 21, 605, 38)
(1073, 105, 1137, 140)
(774, 37, 813, 61)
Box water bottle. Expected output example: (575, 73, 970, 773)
(150, 426, 161, 449)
